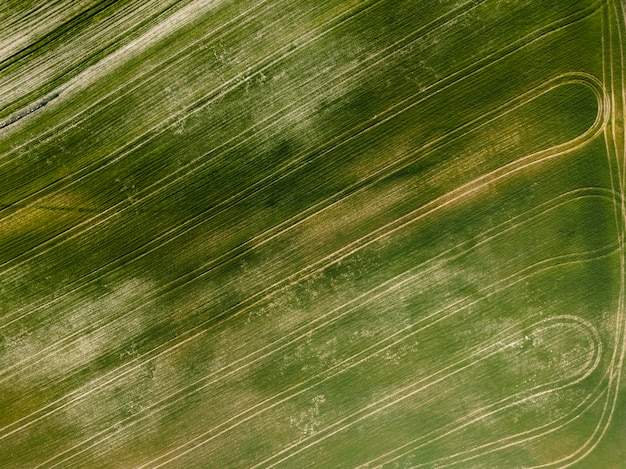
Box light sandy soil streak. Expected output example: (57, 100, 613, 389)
(0, 0, 210, 120)
(0, 0, 82, 61)
(0, 0, 97, 63)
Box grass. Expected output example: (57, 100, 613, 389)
(0, 0, 624, 467)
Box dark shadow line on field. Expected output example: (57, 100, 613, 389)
(0, 0, 63, 28)
(0, 91, 60, 130)
(0, 0, 120, 119)
(0, 0, 255, 163)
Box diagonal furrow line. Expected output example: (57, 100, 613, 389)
(0, 0, 332, 161)
(0, 72, 603, 385)
(0, 0, 274, 141)
(0, 188, 616, 439)
(0, 0, 603, 284)
(0, 1, 52, 26)
(2, 185, 613, 445)
(41, 245, 616, 469)
(0, 0, 487, 331)
(0, 0, 384, 225)
(0, 0, 191, 95)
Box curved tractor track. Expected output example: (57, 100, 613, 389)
(0, 0, 624, 468)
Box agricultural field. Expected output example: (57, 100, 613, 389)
(0, 0, 624, 467)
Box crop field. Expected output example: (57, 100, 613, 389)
(0, 0, 625, 467)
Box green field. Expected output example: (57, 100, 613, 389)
(0, 0, 625, 467)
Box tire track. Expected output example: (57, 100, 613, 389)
(0, 73, 605, 389)
(46, 251, 613, 469)
(0, 187, 616, 446)
(0, 0, 604, 284)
